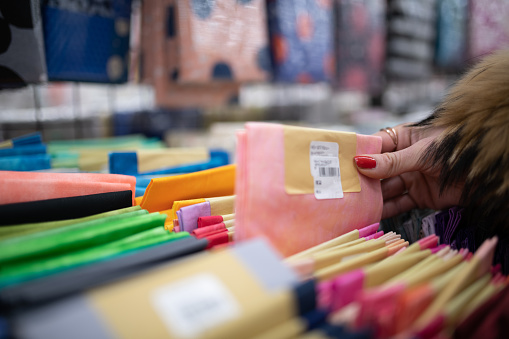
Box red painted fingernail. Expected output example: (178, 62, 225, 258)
(354, 156, 376, 169)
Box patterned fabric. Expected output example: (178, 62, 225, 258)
(334, 0, 385, 94)
(266, 0, 335, 83)
(42, 0, 131, 83)
(167, 0, 270, 83)
(469, 0, 509, 59)
(140, 0, 240, 107)
(0, 0, 47, 88)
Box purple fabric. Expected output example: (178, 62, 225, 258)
(176, 210, 183, 231)
(180, 202, 211, 233)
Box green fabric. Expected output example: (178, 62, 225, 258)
(0, 206, 143, 240)
(47, 135, 164, 152)
(0, 212, 163, 264)
(0, 228, 189, 287)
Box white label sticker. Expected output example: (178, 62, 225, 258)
(310, 141, 343, 199)
(151, 273, 241, 338)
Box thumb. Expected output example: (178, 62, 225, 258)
(354, 139, 429, 180)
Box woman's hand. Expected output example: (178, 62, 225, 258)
(354, 123, 463, 219)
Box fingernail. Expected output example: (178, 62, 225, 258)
(354, 156, 376, 169)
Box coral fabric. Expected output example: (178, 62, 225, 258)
(235, 123, 382, 257)
(140, 165, 235, 213)
(0, 171, 136, 205)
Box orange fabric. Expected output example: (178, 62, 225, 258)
(140, 165, 236, 213)
(0, 171, 136, 205)
(135, 196, 143, 206)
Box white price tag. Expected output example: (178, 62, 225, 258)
(151, 273, 241, 338)
(310, 141, 343, 200)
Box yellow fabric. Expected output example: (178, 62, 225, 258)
(0, 140, 13, 149)
(206, 195, 235, 216)
(221, 213, 235, 222)
(88, 245, 295, 339)
(134, 196, 143, 206)
(140, 165, 236, 213)
(283, 125, 359, 194)
(137, 148, 209, 173)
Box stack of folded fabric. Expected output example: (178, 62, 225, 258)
(109, 148, 230, 197)
(0, 133, 50, 171)
(48, 135, 165, 172)
(0, 171, 210, 313)
(136, 164, 236, 248)
(287, 232, 506, 338)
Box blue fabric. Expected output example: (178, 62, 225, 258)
(109, 149, 230, 176)
(0, 144, 47, 157)
(266, 0, 334, 83)
(0, 154, 51, 171)
(42, 1, 131, 83)
(11, 133, 43, 147)
(109, 152, 138, 175)
(135, 187, 147, 198)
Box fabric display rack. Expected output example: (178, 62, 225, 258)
(1, 1, 509, 339)
(0, 124, 508, 339)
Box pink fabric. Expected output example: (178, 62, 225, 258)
(0, 171, 136, 205)
(331, 269, 365, 312)
(192, 222, 226, 238)
(235, 123, 383, 256)
(358, 223, 379, 238)
(198, 215, 224, 228)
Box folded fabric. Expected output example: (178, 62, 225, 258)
(266, 0, 334, 83)
(453, 283, 509, 339)
(0, 144, 47, 157)
(0, 171, 136, 205)
(0, 155, 51, 171)
(192, 220, 234, 238)
(235, 123, 382, 256)
(177, 196, 235, 232)
(0, 211, 161, 265)
(0, 223, 183, 287)
(11, 239, 298, 339)
(0, 133, 43, 149)
(0, 206, 142, 240)
(198, 213, 235, 228)
(140, 164, 236, 213)
(0, 236, 207, 311)
(108, 148, 210, 175)
(0, 190, 133, 226)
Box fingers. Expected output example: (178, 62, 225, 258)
(375, 123, 414, 153)
(381, 176, 407, 201)
(382, 194, 418, 219)
(354, 138, 431, 180)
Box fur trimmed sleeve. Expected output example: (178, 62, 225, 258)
(416, 49, 509, 234)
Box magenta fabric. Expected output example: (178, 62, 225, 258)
(180, 202, 211, 232)
(235, 122, 382, 256)
(331, 269, 365, 312)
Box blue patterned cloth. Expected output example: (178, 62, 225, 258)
(266, 0, 334, 83)
(42, 0, 131, 83)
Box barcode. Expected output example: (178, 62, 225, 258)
(318, 167, 339, 177)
